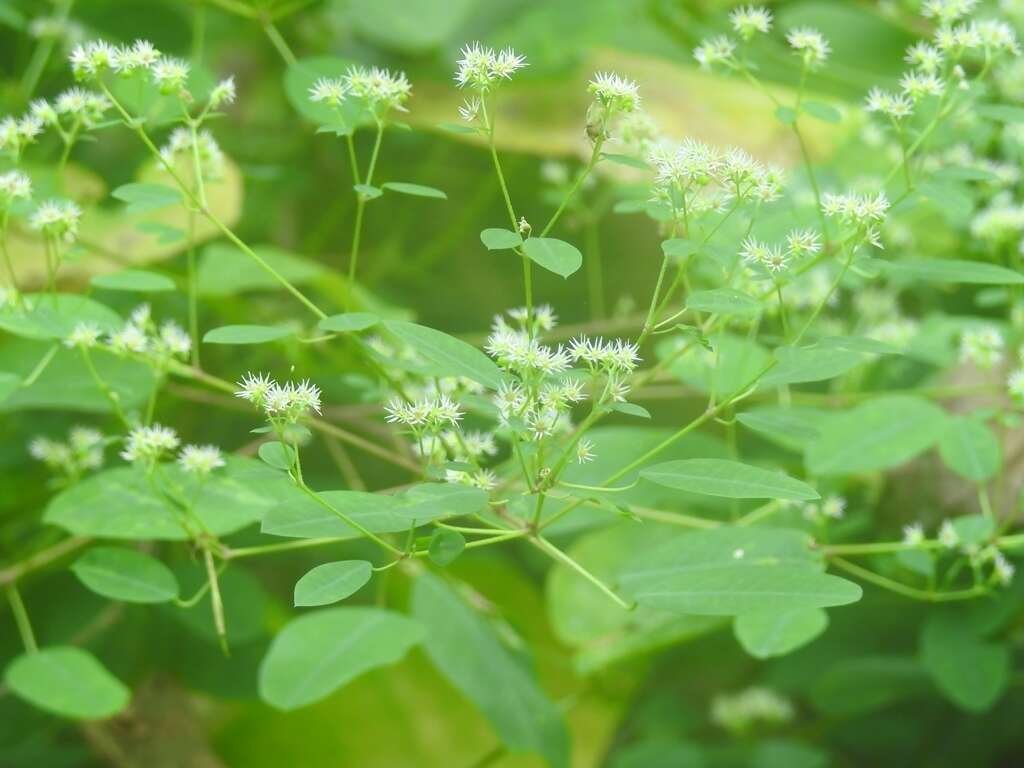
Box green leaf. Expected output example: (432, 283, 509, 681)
(384, 320, 504, 389)
(91, 269, 176, 293)
(382, 182, 447, 199)
(259, 607, 424, 710)
(258, 441, 294, 471)
(734, 607, 828, 659)
(480, 228, 523, 250)
(762, 344, 868, 386)
(354, 184, 383, 200)
(866, 258, 1024, 285)
(801, 100, 842, 123)
(806, 396, 947, 475)
(397, 483, 488, 522)
(412, 573, 569, 768)
(203, 324, 292, 345)
(318, 312, 380, 333)
(45, 459, 284, 540)
(0, 371, 20, 403)
(0, 293, 122, 341)
(346, 0, 476, 54)
(661, 239, 698, 260)
(950, 513, 994, 547)
(438, 121, 479, 134)
(775, 105, 797, 125)
(619, 527, 861, 616)
(522, 238, 583, 278)
(608, 402, 651, 419)
(428, 529, 466, 566)
(920, 612, 1010, 712)
(737, 407, 821, 446)
(939, 417, 1001, 482)
(686, 288, 761, 316)
(809, 656, 930, 716)
(111, 182, 182, 213)
(198, 243, 325, 297)
(293, 560, 373, 607)
(262, 490, 415, 539)
(4, 647, 130, 720)
(601, 153, 650, 169)
(640, 459, 819, 501)
(976, 103, 1024, 122)
(71, 546, 179, 604)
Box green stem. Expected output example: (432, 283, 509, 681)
(203, 547, 230, 656)
(531, 535, 632, 610)
(5, 584, 38, 653)
(829, 555, 988, 603)
(539, 138, 603, 238)
(298, 481, 403, 556)
(262, 19, 297, 66)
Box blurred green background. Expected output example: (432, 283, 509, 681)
(5, 1, 1023, 767)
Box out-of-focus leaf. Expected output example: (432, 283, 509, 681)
(4, 647, 130, 720)
(938, 417, 1001, 482)
(345, 0, 477, 54)
(197, 243, 325, 297)
(641, 459, 819, 501)
(203, 324, 293, 345)
(480, 228, 523, 250)
(920, 612, 1009, 712)
(91, 269, 176, 293)
(293, 561, 373, 607)
(382, 182, 447, 199)
(384, 319, 503, 389)
(522, 237, 583, 278)
(734, 607, 828, 659)
(72, 546, 179, 604)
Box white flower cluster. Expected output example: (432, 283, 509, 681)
(445, 467, 499, 491)
(711, 687, 794, 733)
(29, 199, 81, 243)
(235, 372, 322, 423)
(309, 65, 412, 115)
(455, 43, 527, 91)
(29, 427, 105, 477)
(801, 494, 846, 523)
(588, 72, 641, 116)
(178, 444, 225, 475)
(741, 228, 822, 277)
(0, 113, 44, 160)
(959, 325, 1004, 369)
(384, 394, 463, 430)
(32, 87, 111, 129)
(908, 518, 1016, 586)
(730, 5, 773, 40)
(120, 423, 180, 463)
(159, 127, 225, 180)
(786, 27, 831, 69)
(66, 305, 190, 369)
(970, 194, 1024, 246)
(0, 170, 31, 207)
(648, 140, 783, 215)
(1008, 367, 1024, 400)
(821, 190, 889, 247)
(693, 6, 774, 69)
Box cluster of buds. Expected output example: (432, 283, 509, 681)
(649, 140, 782, 219)
(29, 427, 105, 479)
(235, 372, 322, 424)
(710, 687, 795, 734)
(959, 325, 1004, 369)
(904, 519, 1016, 587)
(309, 65, 411, 118)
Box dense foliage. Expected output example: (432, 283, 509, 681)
(3, 0, 1024, 765)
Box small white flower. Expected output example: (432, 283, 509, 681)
(786, 27, 830, 68)
(29, 199, 81, 243)
(158, 321, 191, 358)
(864, 87, 913, 120)
(904, 42, 944, 74)
(576, 438, 595, 464)
(694, 35, 737, 70)
(959, 325, 1004, 369)
(309, 76, 348, 107)
(209, 76, 236, 108)
(121, 424, 180, 463)
(151, 57, 190, 94)
(69, 40, 118, 79)
(730, 5, 773, 39)
(993, 551, 1015, 586)
(107, 324, 148, 355)
(455, 43, 527, 90)
(785, 229, 821, 258)
(29, 99, 58, 126)
(458, 96, 481, 122)
(178, 444, 225, 474)
(113, 39, 161, 73)
(899, 71, 944, 100)
(1008, 368, 1024, 400)
(0, 170, 31, 204)
(902, 522, 926, 547)
(235, 371, 275, 406)
(938, 519, 960, 549)
(821, 495, 846, 519)
(345, 65, 411, 111)
(65, 322, 102, 349)
(588, 71, 641, 114)
(922, 0, 977, 25)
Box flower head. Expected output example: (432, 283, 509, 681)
(959, 325, 1004, 369)
(151, 57, 190, 94)
(178, 444, 225, 475)
(345, 66, 411, 112)
(121, 424, 180, 463)
(69, 40, 118, 79)
(694, 35, 737, 70)
(209, 76, 236, 108)
(29, 199, 81, 243)
(730, 6, 773, 39)
(786, 27, 830, 68)
(65, 322, 102, 349)
(0, 170, 31, 205)
(455, 43, 527, 90)
(588, 72, 641, 115)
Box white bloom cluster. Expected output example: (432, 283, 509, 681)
(445, 467, 498, 491)
(648, 140, 783, 215)
(96, 304, 190, 363)
(786, 27, 831, 69)
(235, 372, 322, 423)
(455, 43, 527, 91)
(730, 5, 772, 40)
(384, 394, 463, 429)
(802, 494, 846, 523)
(0, 113, 44, 159)
(740, 229, 820, 277)
(959, 325, 1004, 369)
(29, 199, 81, 243)
(310, 65, 412, 115)
(0, 170, 31, 206)
(902, 522, 926, 546)
(864, 87, 914, 120)
(121, 423, 180, 463)
(588, 72, 641, 115)
(69, 40, 119, 79)
(1008, 367, 1024, 400)
(711, 687, 794, 733)
(970, 195, 1024, 245)
(159, 127, 226, 180)
(693, 36, 737, 71)
(50, 87, 111, 125)
(822, 190, 889, 247)
(208, 77, 236, 109)
(178, 444, 225, 475)
(29, 426, 105, 476)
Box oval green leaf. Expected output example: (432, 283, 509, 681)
(71, 546, 179, 604)
(382, 181, 447, 199)
(480, 227, 523, 250)
(258, 607, 424, 710)
(428, 529, 465, 566)
(640, 458, 819, 501)
(734, 607, 828, 659)
(294, 560, 372, 607)
(384, 319, 503, 389)
(939, 417, 1001, 482)
(4, 647, 130, 720)
(522, 237, 583, 279)
(203, 324, 293, 345)
(318, 312, 379, 333)
(91, 269, 176, 293)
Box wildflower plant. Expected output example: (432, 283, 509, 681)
(2, 2, 1024, 766)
